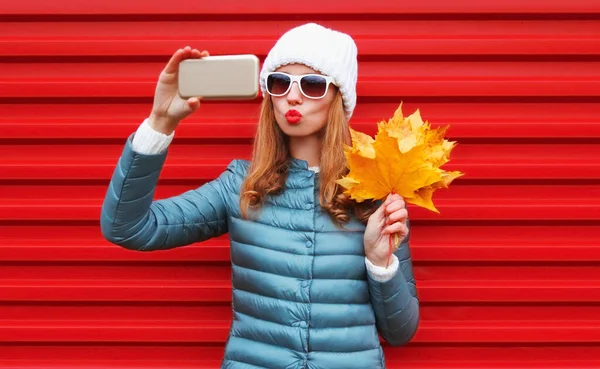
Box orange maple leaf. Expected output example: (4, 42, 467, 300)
(337, 103, 464, 213)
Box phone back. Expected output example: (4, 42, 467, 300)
(178, 55, 259, 100)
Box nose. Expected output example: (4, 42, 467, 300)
(286, 81, 302, 104)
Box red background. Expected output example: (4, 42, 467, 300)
(1, 1, 600, 368)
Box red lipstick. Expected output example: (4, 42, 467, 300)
(285, 110, 302, 124)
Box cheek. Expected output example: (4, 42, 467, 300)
(305, 103, 330, 131)
(271, 98, 286, 115)
(312, 99, 334, 120)
(315, 101, 330, 114)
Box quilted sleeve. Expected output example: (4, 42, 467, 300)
(100, 133, 236, 251)
(367, 218, 420, 346)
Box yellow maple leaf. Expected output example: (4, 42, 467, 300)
(336, 103, 464, 213)
(348, 128, 376, 159)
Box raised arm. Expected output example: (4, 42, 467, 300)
(100, 131, 237, 251)
(100, 46, 238, 251)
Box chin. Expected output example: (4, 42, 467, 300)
(276, 118, 324, 137)
(278, 124, 320, 138)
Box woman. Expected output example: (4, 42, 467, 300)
(101, 23, 419, 369)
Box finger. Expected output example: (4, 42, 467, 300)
(200, 50, 210, 58)
(187, 97, 201, 111)
(163, 48, 188, 74)
(374, 197, 392, 219)
(163, 49, 182, 74)
(383, 222, 408, 236)
(383, 193, 395, 206)
(180, 46, 194, 60)
(374, 193, 401, 220)
(385, 198, 406, 216)
(386, 209, 408, 225)
(164, 46, 198, 73)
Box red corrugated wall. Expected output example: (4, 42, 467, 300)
(1, 1, 600, 368)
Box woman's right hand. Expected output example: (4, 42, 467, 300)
(148, 46, 209, 135)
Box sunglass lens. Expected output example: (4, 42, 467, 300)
(300, 75, 328, 98)
(266, 73, 291, 95)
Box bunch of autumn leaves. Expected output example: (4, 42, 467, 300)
(336, 103, 464, 213)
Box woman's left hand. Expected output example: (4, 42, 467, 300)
(364, 193, 409, 268)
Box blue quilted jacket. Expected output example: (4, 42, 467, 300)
(101, 134, 420, 369)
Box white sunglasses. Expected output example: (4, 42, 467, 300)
(265, 72, 336, 99)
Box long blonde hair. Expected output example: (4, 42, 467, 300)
(239, 92, 377, 228)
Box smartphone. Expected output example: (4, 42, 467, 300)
(178, 54, 260, 100)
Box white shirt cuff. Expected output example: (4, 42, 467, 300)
(130, 118, 175, 155)
(365, 254, 399, 283)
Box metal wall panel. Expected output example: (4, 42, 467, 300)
(1, 1, 599, 368)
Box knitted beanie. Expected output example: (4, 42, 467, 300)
(259, 23, 358, 120)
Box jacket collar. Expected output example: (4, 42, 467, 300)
(288, 156, 310, 171)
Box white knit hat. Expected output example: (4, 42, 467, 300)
(259, 23, 358, 120)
